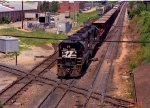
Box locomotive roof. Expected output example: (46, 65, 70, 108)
(60, 36, 85, 47)
(60, 25, 97, 43)
(77, 25, 94, 34)
(69, 35, 81, 41)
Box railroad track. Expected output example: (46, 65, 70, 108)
(80, 4, 130, 107)
(65, 3, 131, 108)
(33, 3, 132, 108)
(0, 51, 59, 105)
(0, 64, 132, 107)
(36, 34, 111, 108)
(0, 3, 134, 108)
(0, 58, 133, 107)
(97, 3, 130, 108)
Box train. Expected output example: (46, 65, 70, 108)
(57, 4, 122, 78)
(96, 3, 113, 15)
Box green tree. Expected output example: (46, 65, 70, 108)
(49, 1, 59, 13)
(39, 1, 50, 12)
(1, 16, 10, 24)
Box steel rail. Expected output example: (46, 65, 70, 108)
(0, 51, 58, 105)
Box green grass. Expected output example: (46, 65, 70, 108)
(70, 11, 99, 24)
(0, 28, 67, 54)
(128, 4, 150, 69)
(0, 28, 67, 46)
(137, 12, 150, 65)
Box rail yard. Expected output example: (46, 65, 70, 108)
(0, 1, 149, 108)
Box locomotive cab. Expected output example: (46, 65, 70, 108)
(57, 39, 85, 78)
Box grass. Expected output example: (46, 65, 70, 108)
(70, 11, 99, 24)
(0, 28, 67, 55)
(0, 28, 67, 46)
(127, 73, 134, 99)
(128, 8, 150, 69)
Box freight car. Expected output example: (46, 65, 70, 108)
(57, 6, 121, 78)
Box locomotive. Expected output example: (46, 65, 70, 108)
(57, 6, 121, 78)
(57, 26, 99, 77)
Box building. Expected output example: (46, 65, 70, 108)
(58, 1, 80, 13)
(0, 1, 38, 23)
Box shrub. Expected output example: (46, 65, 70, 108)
(1, 16, 10, 24)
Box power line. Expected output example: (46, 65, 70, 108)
(1, 35, 150, 44)
(22, 0, 24, 29)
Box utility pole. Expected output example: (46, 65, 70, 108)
(22, 0, 24, 29)
(74, 1, 77, 27)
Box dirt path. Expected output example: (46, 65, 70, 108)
(111, 7, 140, 100)
(0, 44, 54, 71)
(110, 8, 131, 98)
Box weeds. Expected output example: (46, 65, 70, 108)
(0, 28, 67, 46)
(70, 11, 98, 24)
(126, 71, 134, 98)
(128, 3, 150, 69)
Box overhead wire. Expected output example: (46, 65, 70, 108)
(1, 35, 150, 44)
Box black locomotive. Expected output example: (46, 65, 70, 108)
(57, 5, 121, 78)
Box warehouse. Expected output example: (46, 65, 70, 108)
(0, 1, 38, 23)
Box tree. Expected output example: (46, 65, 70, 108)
(143, 1, 150, 10)
(39, 1, 59, 13)
(39, 1, 50, 12)
(49, 1, 59, 13)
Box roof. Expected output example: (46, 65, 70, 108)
(0, 36, 18, 41)
(3, 2, 37, 11)
(0, 4, 13, 12)
(0, 1, 38, 12)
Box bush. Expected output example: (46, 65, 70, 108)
(128, 61, 138, 69)
(129, 3, 150, 67)
(1, 16, 10, 24)
(128, 2, 150, 19)
(140, 33, 150, 46)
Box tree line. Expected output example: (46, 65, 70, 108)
(39, 1, 59, 13)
